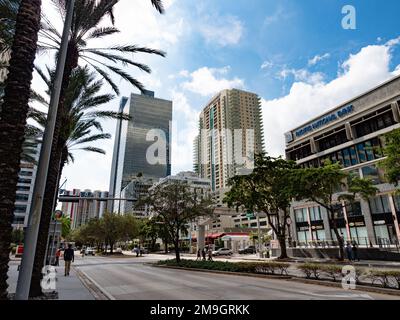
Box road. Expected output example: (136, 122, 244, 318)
(73, 254, 399, 300)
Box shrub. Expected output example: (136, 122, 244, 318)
(321, 265, 343, 282)
(156, 260, 290, 275)
(297, 263, 321, 279)
(366, 270, 400, 289)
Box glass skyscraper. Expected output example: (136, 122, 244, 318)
(108, 90, 172, 213)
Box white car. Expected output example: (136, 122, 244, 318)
(85, 247, 95, 256)
(212, 248, 233, 256)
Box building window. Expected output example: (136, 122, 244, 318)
(353, 108, 396, 138)
(346, 202, 362, 217)
(14, 205, 27, 213)
(287, 144, 312, 161)
(18, 178, 32, 184)
(15, 194, 29, 202)
(309, 206, 322, 221)
(361, 165, 384, 185)
(369, 195, 391, 215)
(19, 170, 33, 177)
(317, 129, 348, 152)
(16, 186, 30, 192)
(295, 208, 308, 223)
(13, 216, 25, 225)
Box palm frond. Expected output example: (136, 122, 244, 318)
(105, 64, 145, 92)
(150, 0, 165, 14)
(77, 146, 106, 155)
(85, 110, 131, 121)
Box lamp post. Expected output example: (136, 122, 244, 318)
(15, 0, 75, 300)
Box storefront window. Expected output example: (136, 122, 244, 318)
(297, 230, 310, 243)
(374, 224, 391, 244)
(350, 226, 368, 245)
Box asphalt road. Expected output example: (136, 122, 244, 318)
(73, 254, 399, 300)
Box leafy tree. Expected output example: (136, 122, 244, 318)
(379, 128, 400, 187)
(139, 182, 215, 263)
(0, 0, 41, 300)
(11, 228, 23, 244)
(61, 216, 71, 239)
(224, 154, 299, 259)
(292, 162, 378, 261)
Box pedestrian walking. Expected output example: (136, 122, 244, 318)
(64, 244, 75, 276)
(345, 242, 353, 262)
(208, 248, 213, 261)
(202, 248, 206, 261)
(196, 249, 201, 261)
(352, 242, 360, 261)
(55, 248, 61, 266)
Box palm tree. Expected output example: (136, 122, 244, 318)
(0, 0, 41, 300)
(0, 0, 20, 53)
(28, 65, 130, 296)
(29, 0, 165, 297)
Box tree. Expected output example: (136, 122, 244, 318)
(0, 0, 41, 300)
(29, 1, 165, 297)
(224, 154, 299, 259)
(292, 162, 378, 261)
(29, 66, 125, 297)
(379, 128, 400, 187)
(0, 0, 20, 53)
(61, 216, 71, 239)
(140, 182, 214, 263)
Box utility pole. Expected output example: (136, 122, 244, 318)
(15, 0, 75, 300)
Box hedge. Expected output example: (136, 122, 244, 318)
(365, 270, 400, 289)
(156, 260, 290, 275)
(297, 263, 365, 283)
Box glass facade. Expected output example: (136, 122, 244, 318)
(109, 93, 172, 212)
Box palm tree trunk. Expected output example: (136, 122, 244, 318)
(29, 42, 78, 297)
(0, 0, 42, 300)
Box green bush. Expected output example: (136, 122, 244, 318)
(297, 263, 321, 279)
(320, 265, 343, 282)
(365, 269, 400, 289)
(156, 260, 290, 275)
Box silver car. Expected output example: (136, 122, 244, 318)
(212, 248, 233, 256)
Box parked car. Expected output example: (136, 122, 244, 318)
(212, 247, 233, 256)
(85, 247, 95, 256)
(140, 247, 149, 255)
(238, 246, 257, 254)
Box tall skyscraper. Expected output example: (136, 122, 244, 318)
(195, 89, 264, 202)
(109, 90, 173, 213)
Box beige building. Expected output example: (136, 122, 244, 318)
(194, 88, 265, 231)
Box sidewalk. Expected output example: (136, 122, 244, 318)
(7, 258, 95, 300)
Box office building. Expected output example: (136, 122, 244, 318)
(60, 189, 109, 229)
(109, 91, 172, 213)
(285, 75, 400, 246)
(13, 144, 40, 229)
(118, 176, 158, 216)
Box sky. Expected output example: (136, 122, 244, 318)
(33, 0, 400, 192)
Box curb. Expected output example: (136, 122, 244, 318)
(74, 267, 115, 300)
(153, 264, 400, 297)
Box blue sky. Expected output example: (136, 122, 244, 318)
(35, 0, 400, 191)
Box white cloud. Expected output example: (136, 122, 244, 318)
(261, 61, 274, 70)
(170, 91, 199, 173)
(198, 15, 244, 47)
(308, 53, 330, 66)
(262, 39, 400, 158)
(181, 66, 245, 96)
(277, 67, 325, 85)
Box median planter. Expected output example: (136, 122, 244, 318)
(156, 260, 290, 276)
(365, 270, 400, 289)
